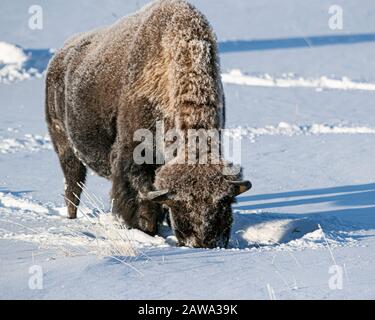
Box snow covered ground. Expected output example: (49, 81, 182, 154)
(1, 0, 375, 299)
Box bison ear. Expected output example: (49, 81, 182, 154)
(147, 189, 171, 204)
(229, 180, 252, 195)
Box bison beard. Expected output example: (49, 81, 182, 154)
(45, 0, 251, 248)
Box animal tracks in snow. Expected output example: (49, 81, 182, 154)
(0, 134, 52, 154)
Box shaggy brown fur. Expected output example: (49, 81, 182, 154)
(45, 0, 250, 248)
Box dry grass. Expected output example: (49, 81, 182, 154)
(68, 182, 140, 257)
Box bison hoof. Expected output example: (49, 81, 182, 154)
(67, 210, 77, 219)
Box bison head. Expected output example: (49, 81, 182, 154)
(147, 163, 251, 248)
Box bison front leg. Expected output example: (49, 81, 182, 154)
(110, 161, 161, 235)
(135, 199, 162, 235)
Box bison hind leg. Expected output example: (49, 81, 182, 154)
(49, 124, 87, 219)
(61, 148, 87, 219)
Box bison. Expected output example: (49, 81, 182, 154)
(45, 0, 251, 248)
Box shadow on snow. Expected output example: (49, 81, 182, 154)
(219, 33, 375, 53)
(234, 183, 375, 234)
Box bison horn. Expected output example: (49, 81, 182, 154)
(147, 189, 171, 203)
(229, 180, 252, 195)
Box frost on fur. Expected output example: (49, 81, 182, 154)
(45, 0, 250, 249)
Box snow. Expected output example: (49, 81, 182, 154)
(0, 192, 49, 214)
(0, 134, 51, 154)
(222, 69, 375, 91)
(0, 42, 27, 65)
(0, 42, 43, 83)
(227, 122, 375, 141)
(1, 0, 375, 299)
